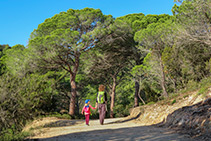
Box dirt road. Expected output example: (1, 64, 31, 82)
(28, 118, 195, 141)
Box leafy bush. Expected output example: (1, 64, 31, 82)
(146, 101, 155, 105)
(169, 93, 179, 99)
(0, 126, 30, 141)
(0, 72, 58, 139)
(183, 94, 189, 98)
(171, 99, 176, 105)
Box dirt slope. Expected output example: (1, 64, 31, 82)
(130, 90, 210, 125)
(129, 90, 211, 140)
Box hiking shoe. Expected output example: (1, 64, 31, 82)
(86, 124, 89, 126)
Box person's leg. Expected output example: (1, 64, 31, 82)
(98, 104, 103, 124)
(85, 115, 89, 125)
(85, 115, 87, 124)
(101, 104, 106, 125)
(87, 115, 89, 125)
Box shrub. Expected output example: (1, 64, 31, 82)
(0, 127, 30, 141)
(183, 94, 189, 98)
(147, 101, 155, 105)
(171, 99, 176, 105)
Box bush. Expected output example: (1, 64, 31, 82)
(47, 113, 72, 119)
(146, 101, 155, 105)
(0, 127, 30, 141)
(171, 99, 176, 105)
(186, 80, 199, 91)
(183, 94, 189, 98)
(169, 93, 179, 99)
(196, 77, 211, 97)
(0, 72, 59, 140)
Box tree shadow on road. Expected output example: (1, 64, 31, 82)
(104, 113, 142, 125)
(43, 119, 83, 128)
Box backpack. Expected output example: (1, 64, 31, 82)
(97, 91, 105, 104)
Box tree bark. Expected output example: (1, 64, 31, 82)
(134, 55, 143, 107)
(110, 76, 117, 118)
(69, 73, 77, 115)
(138, 89, 146, 105)
(69, 51, 80, 116)
(158, 53, 168, 97)
(134, 80, 139, 107)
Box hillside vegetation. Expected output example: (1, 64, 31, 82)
(0, 0, 211, 140)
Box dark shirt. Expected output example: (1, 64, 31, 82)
(96, 91, 107, 104)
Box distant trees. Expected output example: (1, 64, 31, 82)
(0, 44, 10, 75)
(3, 44, 32, 77)
(173, 0, 211, 50)
(173, 0, 211, 81)
(117, 13, 145, 107)
(135, 18, 174, 98)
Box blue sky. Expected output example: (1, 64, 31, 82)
(0, 0, 175, 47)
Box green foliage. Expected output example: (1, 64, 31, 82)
(205, 58, 211, 73)
(114, 78, 134, 117)
(117, 13, 145, 32)
(186, 80, 199, 91)
(46, 113, 72, 119)
(171, 99, 177, 105)
(169, 93, 179, 99)
(197, 87, 209, 96)
(0, 44, 10, 75)
(146, 101, 155, 105)
(29, 8, 113, 71)
(0, 128, 30, 141)
(0, 71, 60, 139)
(131, 53, 162, 103)
(183, 94, 189, 98)
(197, 77, 211, 97)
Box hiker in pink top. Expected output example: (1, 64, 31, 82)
(81, 99, 96, 126)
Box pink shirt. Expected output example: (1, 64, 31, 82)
(82, 105, 96, 115)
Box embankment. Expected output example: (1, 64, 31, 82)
(130, 90, 211, 140)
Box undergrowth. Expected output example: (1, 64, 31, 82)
(0, 126, 30, 141)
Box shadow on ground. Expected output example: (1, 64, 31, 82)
(29, 124, 194, 141)
(43, 120, 83, 128)
(105, 113, 141, 125)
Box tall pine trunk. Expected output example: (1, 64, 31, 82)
(158, 53, 168, 97)
(134, 56, 142, 107)
(134, 80, 139, 107)
(69, 73, 77, 115)
(110, 76, 117, 118)
(69, 52, 80, 115)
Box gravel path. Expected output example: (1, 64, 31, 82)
(29, 118, 195, 141)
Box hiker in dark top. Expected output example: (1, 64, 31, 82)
(96, 84, 107, 125)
